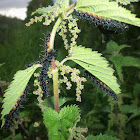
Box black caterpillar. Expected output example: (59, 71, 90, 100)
(40, 33, 55, 97)
(73, 9, 128, 31)
(85, 71, 118, 101)
(73, 9, 128, 42)
(3, 61, 40, 131)
(3, 85, 29, 130)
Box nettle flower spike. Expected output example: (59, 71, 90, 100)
(55, 61, 86, 102)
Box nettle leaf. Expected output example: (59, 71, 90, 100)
(43, 105, 80, 140)
(69, 45, 121, 94)
(59, 105, 80, 130)
(26, 3, 63, 26)
(103, 41, 131, 55)
(117, 0, 140, 5)
(1, 64, 42, 128)
(76, 0, 140, 27)
(87, 134, 119, 140)
(32, 6, 54, 15)
(32, 0, 69, 15)
(109, 55, 140, 80)
(103, 41, 140, 80)
(43, 108, 60, 140)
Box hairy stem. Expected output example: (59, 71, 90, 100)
(52, 60, 59, 113)
(49, 17, 63, 51)
(50, 3, 76, 112)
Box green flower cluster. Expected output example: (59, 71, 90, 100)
(69, 125, 88, 140)
(33, 73, 45, 111)
(68, 16, 80, 55)
(57, 16, 81, 53)
(55, 61, 86, 102)
(25, 6, 61, 27)
(57, 20, 69, 50)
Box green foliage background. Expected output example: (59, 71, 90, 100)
(0, 0, 140, 139)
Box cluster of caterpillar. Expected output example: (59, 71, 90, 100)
(85, 71, 118, 101)
(2, 62, 39, 131)
(40, 33, 55, 97)
(73, 9, 128, 42)
(2, 33, 56, 130)
(2, 33, 55, 130)
(73, 9, 128, 31)
(3, 86, 29, 130)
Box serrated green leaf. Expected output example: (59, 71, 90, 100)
(1, 64, 42, 128)
(117, 0, 140, 5)
(69, 45, 121, 94)
(32, 0, 69, 15)
(76, 0, 140, 27)
(86, 134, 119, 140)
(103, 41, 140, 80)
(31, 0, 69, 15)
(43, 108, 60, 140)
(109, 54, 140, 80)
(43, 105, 80, 140)
(59, 105, 80, 131)
(103, 41, 131, 55)
(32, 6, 53, 15)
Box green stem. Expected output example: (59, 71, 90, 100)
(52, 66, 59, 113)
(49, 16, 63, 51)
(50, 3, 76, 112)
(49, 3, 76, 51)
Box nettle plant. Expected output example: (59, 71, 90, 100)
(1, 0, 140, 139)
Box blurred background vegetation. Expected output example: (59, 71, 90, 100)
(0, 0, 140, 139)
